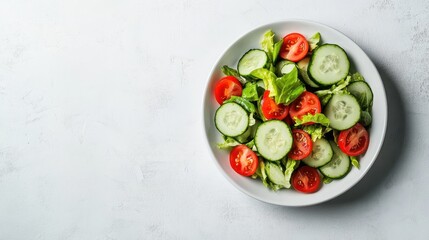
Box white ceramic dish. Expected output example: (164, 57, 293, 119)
(202, 20, 388, 206)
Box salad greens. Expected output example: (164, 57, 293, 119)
(214, 29, 373, 192)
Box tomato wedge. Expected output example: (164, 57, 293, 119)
(279, 33, 309, 62)
(338, 123, 370, 156)
(214, 76, 242, 104)
(292, 166, 321, 193)
(261, 90, 289, 120)
(289, 91, 321, 123)
(229, 145, 259, 176)
(288, 129, 313, 160)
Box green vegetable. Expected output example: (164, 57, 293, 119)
(294, 113, 330, 127)
(224, 96, 256, 113)
(272, 39, 283, 63)
(315, 75, 351, 106)
(360, 110, 372, 126)
(221, 65, 240, 79)
(351, 156, 360, 169)
(260, 29, 284, 69)
(217, 137, 240, 149)
(261, 30, 275, 61)
(283, 158, 299, 188)
(275, 67, 306, 105)
(265, 162, 287, 186)
(301, 124, 332, 142)
(251, 67, 305, 105)
(250, 68, 278, 98)
(308, 32, 321, 51)
(245, 139, 255, 149)
(242, 82, 259, 101)
(351, 72, 365, 82)
(323, 177, 333, 184)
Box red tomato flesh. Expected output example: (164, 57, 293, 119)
(288, 129, 313, 160)
(289, 91, 321, 123)
(280, 33, 309, 62)
(338, 123, 370, 156)
(261, 90, 289, 120)
(292, 166, 321, 193)
(214, 76, 242, 104)
(229, 145, 259, 177)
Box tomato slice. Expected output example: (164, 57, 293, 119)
(279, 33, 309, 62)
(289, 91, 321, 123)
(214, 76, 242, 104)
(261, 90, 289, 120)
(288, 129, 313, 160)
(338, 123, 370, 156)
(229, 145, 259, 176)
(292, 166, 321, 193)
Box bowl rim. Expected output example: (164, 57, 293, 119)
(201, 19, 388, 207)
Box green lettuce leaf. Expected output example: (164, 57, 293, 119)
(224, 96, 256, 113)
(221, 65, 240, 78)
(301, 125, 332, 142)
(272, 39, 283, 63)
(315, 75, 351, 106)
(283, 158, 300, 188)
(275, 67, 305, 105)
(217, 137, 240, 149)
(351, 72, 365, 82)
(294, 113, 330, 127)
(242, 82, 259, 101)
(308, 32, 321, 51)
(245, 139, 255, 149)
(351, 156, 360, 169)
(261, 30, 275, 61)
(250, 68, 278, 98)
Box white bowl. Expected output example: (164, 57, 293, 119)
(202, 20, 388, 206)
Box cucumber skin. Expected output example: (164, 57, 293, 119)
(237, 49, 268, 77)
(308, 44, 350, 87)
(347, 81, 374, 109)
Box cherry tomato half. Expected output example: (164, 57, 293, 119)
(229, 145, 259, 177)
(214, 76, 242, 104)
(288, 129, 313, 160)
(279, 33, 309, 62)
(261, 90, 289, 120)
(289, 91, 321, 123)
(292, 166, 321, 193)
(338, 123, 370, 156)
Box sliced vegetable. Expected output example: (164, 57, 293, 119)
(302, 138, 333, 167)
(215, 102, 249, 137)
(254, 120, 293, 161)
(261, 90, 289, 120)
(319, 141, 351, 179)
(214, 76, 243, 104)
(308, 44, 350, 86)
(289, 91, 322, 123)
(230, 145, 259, 176)
(238, 49, 268, 77)
(292, 166, 321, 193)
(288, 129, 313, 160)
(280, 33, 309, 62)
(324, 93, 361, 130)
(337, 123, 370, 156)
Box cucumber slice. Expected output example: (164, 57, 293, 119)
(215, 102, 249, 137)
(276, 60, 296, 76)
(265, 162, 287, 186)
(347, 81, 373, 109)
(324, 93, 361, 130)
(255, 120, 293, 161)
(238, 49, 268, 77)
(302, 138, 333, 167)
(319, 141, 351, 179)
(297, 57, 319, 88)
(308, 44, 350, 86)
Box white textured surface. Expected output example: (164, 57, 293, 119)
(0, 0, 428, 239)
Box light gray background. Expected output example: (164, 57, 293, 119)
(0, 0, 428, 239)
